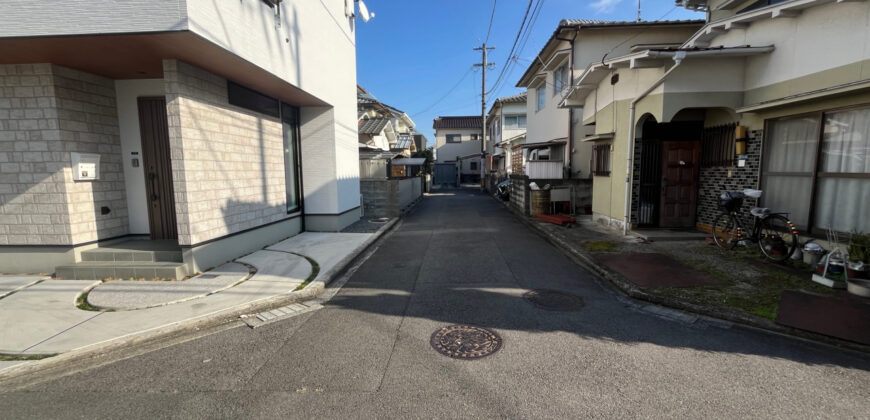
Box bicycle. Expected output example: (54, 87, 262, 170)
(711, 187, 799, 262)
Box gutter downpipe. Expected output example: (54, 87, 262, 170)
(623, 51, 686, 235)
(556, 31, 576, 178)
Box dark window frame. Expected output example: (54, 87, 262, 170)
(446, 134, 462, 143)
(592, 143, 611, 176)
(227, 81, 279, 118)
(281, 103, 302, 215)
(700, 123, 737, 167)
(762, 103, 870, 235)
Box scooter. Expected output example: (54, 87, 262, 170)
(496, 179, 510, 201)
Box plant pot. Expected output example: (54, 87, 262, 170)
(846, 278, 870, 298)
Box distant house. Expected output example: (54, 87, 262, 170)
(0, 0, 361, 275)
(562, 0, 870, 235)
(486, 93, 527, 182)
(433, 116, 482, 184)
(357, 86, 417, 157)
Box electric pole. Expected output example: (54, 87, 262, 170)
(473, 43, 495, 189)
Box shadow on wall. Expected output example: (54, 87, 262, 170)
(321, 190, 870, 371)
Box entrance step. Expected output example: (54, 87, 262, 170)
(80, 239, 183, 263)
(55, 261, 189, 281)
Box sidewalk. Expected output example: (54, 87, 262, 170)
(499, 198, 870, 352)
(0, 225, 393, 374)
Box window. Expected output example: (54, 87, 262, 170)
(228, 81, 279, 118)
(504, 115, 526, 129)
(446, 134, 461, 143)
(536, 87, 545, 112)
(700, 123, 736, 167)
(553, 64, 569, 97)
(762, 105, 870, 233)
(470, 161, 478, 171)
(281, 103, 301, 213)
(592, 144, 611, 176)
(470, 134, 479, 141)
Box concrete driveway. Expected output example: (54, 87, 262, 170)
(1, 188, 869, 418)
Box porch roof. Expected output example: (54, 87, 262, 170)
(522, 138, 567, 149)
(560, 45, 775, 108)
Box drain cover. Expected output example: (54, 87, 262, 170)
(430, 325, 502, 360)
(523, 289, 585, 311)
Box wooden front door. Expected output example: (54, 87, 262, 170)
(659, 141, 700, 228)
(137, 98, 178, 240)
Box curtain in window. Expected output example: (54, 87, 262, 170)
(762, 116, 819, 227)
(814, 108, 870, 232)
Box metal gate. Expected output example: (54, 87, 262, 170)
(433, 163, 456, 186)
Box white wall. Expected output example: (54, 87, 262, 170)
(114, 79, 165, 235)
(434, 128, 481, 164)
(0, 0, 188, 37)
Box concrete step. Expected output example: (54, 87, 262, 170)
(55, 261, 189, 281)
(80, 248, 182, 263)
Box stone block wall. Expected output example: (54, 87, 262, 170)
(0, 63, 126, 245)
(697, 130, 763, 229)
(360, 177, 422, 218)
(164, 60, 288, 246)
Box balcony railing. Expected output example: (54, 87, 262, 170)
(526, 160, 563, 179)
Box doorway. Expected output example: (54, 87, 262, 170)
(659, 141, 700, 228)
(137, 97, 178, 240)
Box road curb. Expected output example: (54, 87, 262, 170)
(495, 195, 870, 355)
(0, 217, 402, 384)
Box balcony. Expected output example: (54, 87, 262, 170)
(526, 160, 564, 179)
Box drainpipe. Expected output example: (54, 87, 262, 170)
(623, 51, 686, 235)
(556, 33, 576, 178)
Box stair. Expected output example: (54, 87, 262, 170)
(54, 239, 189, 280)
(55, 261, 188, 281)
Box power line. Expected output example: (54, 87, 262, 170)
(486, 0, 535, 96)
(488, 0, 546, 99)
(484, 0, 497, 44)
(410, 67, 473, 117)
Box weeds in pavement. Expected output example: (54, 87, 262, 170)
(581, 241, 619, 253)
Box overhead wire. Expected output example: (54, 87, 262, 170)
(488, 0, 546, 100)
(485, 0, 535, 97)
(410, 67, 474, 117)
(484, 0, 497, 44)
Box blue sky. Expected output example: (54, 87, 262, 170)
(355, 0, 704, 146)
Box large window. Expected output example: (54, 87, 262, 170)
(536, 87, 545, 112)
(281, 104, 301, 213)
(446, 134, 461, 143)
(504, 115, 527, 129)
(762, 105, 870, 233)
(553, 64, 568, 97)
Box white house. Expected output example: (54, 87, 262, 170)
(486, 93, 527, 180)
(0, 0, 361, 276)
(433, 116, 483, 184)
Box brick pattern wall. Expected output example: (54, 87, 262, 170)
(697, 130, 763, 228)
(0, 64, 126, 245)
(164, 60, 288, 246)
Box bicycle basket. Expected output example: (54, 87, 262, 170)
(718, 191, 745, 211)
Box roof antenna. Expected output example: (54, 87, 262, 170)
(637, 0, 641, 22)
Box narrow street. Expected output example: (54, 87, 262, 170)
(2, 189, 869, 418)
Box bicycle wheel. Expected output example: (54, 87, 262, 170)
(712, 212, 739, 249)
(758, 214, 798, 262)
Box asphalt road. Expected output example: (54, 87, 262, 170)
(2, 188, 869, 418)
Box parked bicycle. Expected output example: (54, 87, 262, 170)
(712, 186, 799, 262)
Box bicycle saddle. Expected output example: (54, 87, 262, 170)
(750, 207, 771, 218)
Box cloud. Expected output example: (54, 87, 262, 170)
(589, 0, 623, 13)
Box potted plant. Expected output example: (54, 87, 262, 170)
(847, 232, 870, 280)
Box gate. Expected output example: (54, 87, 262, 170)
(433, 163, 456, 186)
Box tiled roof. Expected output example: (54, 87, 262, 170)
(559, 19, 705, 27)
(359, 117, 389, 135)
(496, 92, 527, 104)
(433, 116, 482, 129)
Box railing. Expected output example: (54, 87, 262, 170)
(526, 160, 564, 179)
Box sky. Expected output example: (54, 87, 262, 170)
(354, 0, 704, 146)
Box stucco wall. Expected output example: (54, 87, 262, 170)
(164, 60, 289, 246)
(0, 64, 127, 246)
(0, 0, 188, 37)
(434, 128, 481, 165)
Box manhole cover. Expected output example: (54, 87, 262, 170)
(430, 325, 502, 360)
(523, 289, 585, 311)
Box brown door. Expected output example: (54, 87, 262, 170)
(659, 141, 700, 228)
(137, 98, 178, 240)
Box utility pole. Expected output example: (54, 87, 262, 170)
(473, 43, 495, 189)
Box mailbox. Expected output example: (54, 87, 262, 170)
(71, 152, 100, 181)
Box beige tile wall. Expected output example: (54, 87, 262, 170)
(163, 60, 288, 246)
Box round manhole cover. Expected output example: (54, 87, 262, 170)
(523, 289, 585, 311)
(430, 325, 502, 360)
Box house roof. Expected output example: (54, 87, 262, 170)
(433, 116, 482, 129)
(392, 158, 426, 166)
(487, 92, 528, 118)
(516, 19, 705, 87)
(359, 117, 390, 135)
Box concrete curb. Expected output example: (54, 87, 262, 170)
(496, 195, 870, 355)
(0, 217, 402, 383)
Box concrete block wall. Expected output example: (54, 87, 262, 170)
(164, 60, 288, 246)
(360, 178, 422, 218)
(0, 63, 126, 245)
